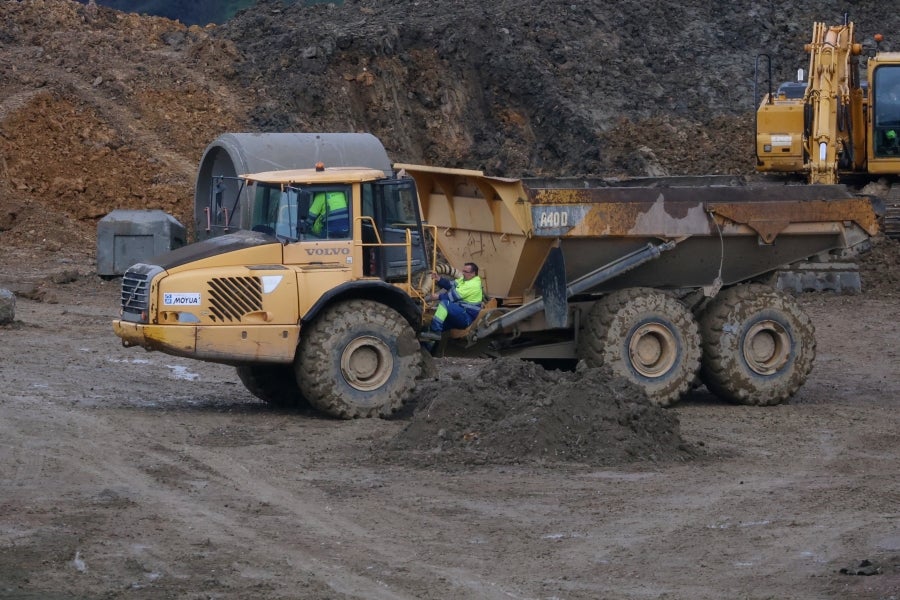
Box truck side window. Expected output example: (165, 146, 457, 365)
(249, 184, 278, 236)
(307, 189, 350, 239)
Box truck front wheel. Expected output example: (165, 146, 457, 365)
(698, 284, 815, 406)
(578, 288, 701, 407)
(236, 364, 308, 408)
(295, 300, 423, 419)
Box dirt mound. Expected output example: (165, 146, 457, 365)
(383, 358, 695, 468)
(859, 235, 900, 297)
(2, 0, 900, 283)
(0, 0, 243, 261)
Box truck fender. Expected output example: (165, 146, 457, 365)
(300, 280, 422, 330)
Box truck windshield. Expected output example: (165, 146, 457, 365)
(249, 183, 352, 241)
(250, 184, 300, 241)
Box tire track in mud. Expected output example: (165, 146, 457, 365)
(4, 283, 899, 598)
(10, 400, 532, 599)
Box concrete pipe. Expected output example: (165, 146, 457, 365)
(193, 132, 391, 241)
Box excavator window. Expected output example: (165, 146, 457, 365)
(873, 65, 900, 157)
(776, 81, 806, 100)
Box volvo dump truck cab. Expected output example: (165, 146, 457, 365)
(114, 160, 879, 418)
(114, 164, 430, 418)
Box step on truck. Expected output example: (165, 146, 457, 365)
(113, 162, 879, 418)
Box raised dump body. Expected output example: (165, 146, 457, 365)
(398, 164, 877, 303)
(399, 164, 878, 406)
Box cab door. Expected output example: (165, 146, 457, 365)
(361, 179, 427, 281)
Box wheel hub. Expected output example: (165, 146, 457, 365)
(742, 320, 790, 375)
(341, 335, 393, 391)
(628, 322, 677, 378)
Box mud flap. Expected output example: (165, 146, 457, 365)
(536, 246, 568, 328)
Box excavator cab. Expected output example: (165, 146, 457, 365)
(756, 20, 900, 182)
(776, 81, 807, 100)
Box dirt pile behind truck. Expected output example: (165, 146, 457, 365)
(2, 0, 900, 270)
(384, 358, 694, 468)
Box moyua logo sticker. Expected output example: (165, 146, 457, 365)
(163, 292, 201, 306)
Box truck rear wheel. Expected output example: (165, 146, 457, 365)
(235, 365, 308, 408)
(578, 288, 701, 407)
(295, 300, 422, 419)
(698, 284, 815, 406)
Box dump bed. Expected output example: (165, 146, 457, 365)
(396, 164, 879, 304)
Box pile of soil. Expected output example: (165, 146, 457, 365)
(383, 358, 695, 468)
(3, 1, 900, 252)
(859, 235, 900, 297)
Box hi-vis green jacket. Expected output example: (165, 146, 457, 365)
(436, 274, 484, 317)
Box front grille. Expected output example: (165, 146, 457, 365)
(208, 276, 263, 322)
(121, 271, 151, 313)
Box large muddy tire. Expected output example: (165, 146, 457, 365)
(578, 288, 701, 407)
(698, 284, 815, 406)
(235, 364, 308, 408)
(295, 300, 423, 419)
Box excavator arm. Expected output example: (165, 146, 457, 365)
(802, 21, 865, 184)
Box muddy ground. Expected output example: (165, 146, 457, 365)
(1, 242, 900, 599)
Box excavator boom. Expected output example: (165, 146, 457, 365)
(803, 21, 865, 184)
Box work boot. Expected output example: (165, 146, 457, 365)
(419, 331, 442, 342)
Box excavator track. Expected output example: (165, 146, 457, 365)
(885, 184, 900, 240)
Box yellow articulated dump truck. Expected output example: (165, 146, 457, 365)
(113, 162, 879, 418)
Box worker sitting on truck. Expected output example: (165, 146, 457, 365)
(421, 262, 484, 344)
(306, 190, 349, 238)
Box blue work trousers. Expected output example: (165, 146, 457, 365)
(430, 300, 476, 333)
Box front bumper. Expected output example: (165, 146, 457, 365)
(112, 319, 300, 364)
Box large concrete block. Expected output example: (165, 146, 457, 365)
(774, 261, 861, 294)
(0, 288, 15, 324)
(97, 210, 186, 277)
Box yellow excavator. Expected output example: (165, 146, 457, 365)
(756, 18, 900, 236)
